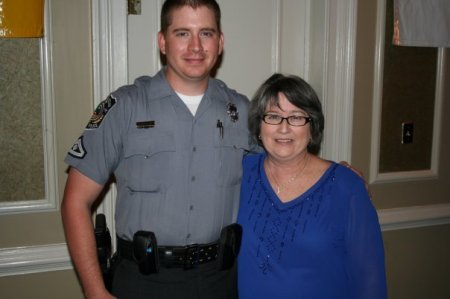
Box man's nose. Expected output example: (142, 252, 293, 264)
(189, 35, 202, 52)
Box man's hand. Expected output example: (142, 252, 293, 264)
(339, 161, 372, 198)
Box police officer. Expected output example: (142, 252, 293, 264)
(61, 1, 250, 298)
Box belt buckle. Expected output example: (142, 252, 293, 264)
(183, 244, 199, 270)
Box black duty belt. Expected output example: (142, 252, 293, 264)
(117, 236, 219, 270)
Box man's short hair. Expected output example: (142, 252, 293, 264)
(160, 0, 222, 33)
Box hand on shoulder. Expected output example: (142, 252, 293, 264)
(338, 161, 371, 198)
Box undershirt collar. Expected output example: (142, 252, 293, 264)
(176, 92, 204, 116)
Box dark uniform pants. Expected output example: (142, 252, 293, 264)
(111, 258, 237, 299)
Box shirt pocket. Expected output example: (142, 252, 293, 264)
(123, 130, 176, 192)
(214, 127, 250, 186)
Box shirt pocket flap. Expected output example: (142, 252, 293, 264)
(216, 127, 250, 151)
(124, 131, 176, 158)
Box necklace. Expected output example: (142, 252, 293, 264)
(267, 154, 310, 195)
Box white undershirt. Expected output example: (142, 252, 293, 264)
(176, 92, 204, 116)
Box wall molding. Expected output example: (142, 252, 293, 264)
(91, 0, 130, 249)
(1, 204, 449, 276)
(0, 0, 59, 215)
(378, 203, 450, 231)
(2, 0, 446, 280)
(369, 0, 445, 184)
(320, 0, 357, 163)
(0, 243, 71, 277)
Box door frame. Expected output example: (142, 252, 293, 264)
(91, 0, 358, 248)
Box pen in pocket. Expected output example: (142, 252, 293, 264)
(217, 120, 223, 139)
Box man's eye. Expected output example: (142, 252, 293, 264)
(176, 32, 189, 37)
(200, 31, 214, 38)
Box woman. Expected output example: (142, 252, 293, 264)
(237, 74, 387, 299)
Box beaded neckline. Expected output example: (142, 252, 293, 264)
(257, 153, 337, 210)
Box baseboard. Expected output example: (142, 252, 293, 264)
(1, 203, 449, 277)
(378, 203, 450, 231)
(0, 243, 71, 277)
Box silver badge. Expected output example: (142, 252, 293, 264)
(227, 103, 238, 122)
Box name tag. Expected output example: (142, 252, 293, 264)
(136, 121, 155, 129)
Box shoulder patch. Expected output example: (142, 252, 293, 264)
(68, 136, 86, 159)
(86, 95, 117, 129)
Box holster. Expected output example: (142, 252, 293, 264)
(217, 223, 242, 271)
(94, 214, 113, 290)
(133, 230, 160, 275)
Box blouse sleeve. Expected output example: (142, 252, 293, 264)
(346, 179, 387, 299)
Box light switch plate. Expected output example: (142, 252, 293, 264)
(402, 122, 414, 144)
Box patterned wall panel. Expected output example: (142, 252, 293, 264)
(0, 38, 44, 201)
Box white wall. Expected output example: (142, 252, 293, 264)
(126, 0, 356, 163)
(127, 0, 309, 99)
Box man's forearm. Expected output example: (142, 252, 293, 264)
(61, 168, 113, 298)
(62, 205, 109, 298)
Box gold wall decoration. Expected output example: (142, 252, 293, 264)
(0, 0, 44, 38)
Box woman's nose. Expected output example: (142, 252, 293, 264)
(278, 118, 291, 132)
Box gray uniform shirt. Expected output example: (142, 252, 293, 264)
(65, 70, 251, 245)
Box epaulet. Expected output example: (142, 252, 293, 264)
(212, 78, 249, 104)
(111, 75, 153, 98)
(133, 75, 153, 87)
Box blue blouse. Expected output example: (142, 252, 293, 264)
(237, 153, 387, 299)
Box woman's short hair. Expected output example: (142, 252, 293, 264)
(249, 73, 324, 154)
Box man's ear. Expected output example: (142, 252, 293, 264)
(157, 32, 166, 55)
(218, 32, 224, 55)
